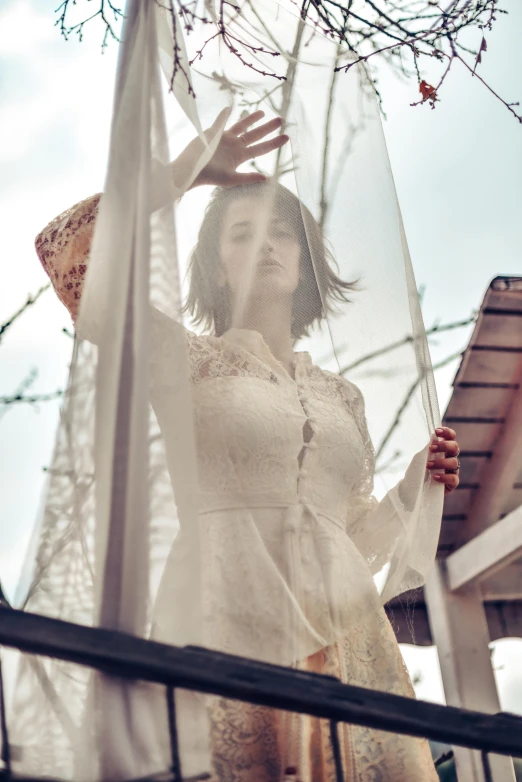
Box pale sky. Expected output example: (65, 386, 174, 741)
(0, 0, 521, 712)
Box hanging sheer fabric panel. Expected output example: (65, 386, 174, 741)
(7, 0, 443, 779)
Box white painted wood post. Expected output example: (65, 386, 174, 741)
(425, 561, 516, 782)
(446, 505, 522, 592)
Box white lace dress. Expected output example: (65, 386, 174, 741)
(34, 194, 439, 782)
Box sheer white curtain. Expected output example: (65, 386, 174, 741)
(8, 0, 443, 779)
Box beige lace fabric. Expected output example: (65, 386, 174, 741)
(10, 1, 443, 780)
(26, 191, 438, 782)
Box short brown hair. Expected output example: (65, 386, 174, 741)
(184, 182, 356, 340)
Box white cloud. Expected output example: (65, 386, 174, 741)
(0, 16, 116, 164)
(0, 0, 54, 55)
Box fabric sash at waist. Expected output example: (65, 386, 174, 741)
(198, 493, 346, 533)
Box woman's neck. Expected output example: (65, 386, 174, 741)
(232, 295, 295, 371)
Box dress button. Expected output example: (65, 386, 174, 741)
(284, 504, 303, 533)
(299, 470, 308, 479)
(306, 441, 317, 450)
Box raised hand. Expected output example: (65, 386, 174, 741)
(173, 108, 289, 191)
(426, 426, 460, 494)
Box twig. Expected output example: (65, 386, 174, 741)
(0, 285, 50, 344)
(375, 449, 402, 474)
(55, 0, 123, 49)
(458, 48, 521, 123)
(274, 15, 306, 175)
(375, 348, 463, 460)
(189, 0, 285, 81)
(53, 0, 519, 121)
(0, 390, 64, 407)
(319, 39, 343, 228)
(339, 314, 476, 374)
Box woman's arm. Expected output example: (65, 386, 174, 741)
(35, 193, 101, 322)
(345, 383, 460, 582)
(36, 110, 288, 321)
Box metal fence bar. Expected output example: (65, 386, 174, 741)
(0, 656, 12, 780)
(166, 687, 182, 782)
(1, 608, 521, 759)
(329, 721, 343, 782)
(482, 751, 493, 782)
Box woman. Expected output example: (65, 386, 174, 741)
(35, 110, 460, 781)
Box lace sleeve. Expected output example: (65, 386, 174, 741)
(35, 194, 101, 322)
(344, 382, 380, 532)
(343, 381, 415, 578)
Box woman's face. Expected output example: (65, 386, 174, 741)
(218, 196, 301, 300)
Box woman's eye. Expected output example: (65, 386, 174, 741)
(272, 230, 293, 239)
(232, 233, 253, 243)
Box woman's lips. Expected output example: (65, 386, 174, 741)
(258, 258, 283, 268)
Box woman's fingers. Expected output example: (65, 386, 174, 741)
(428, 426, 460, 493)
(199, 109, 287, 188)
(429, 438, 459, 457)
(435, 425, 457, 441)
(228, 110, 265, 136)
(426, 457, 459, 471)
(209, 106, 233, 133)
(241, 116, 283, 145)
(432, 472, 459, 492)
(227, 109, 288, 163)
(244, 134, 289, 160)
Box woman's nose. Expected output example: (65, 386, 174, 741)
(260, 238, 275, 254)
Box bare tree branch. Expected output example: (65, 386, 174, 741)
(55, 0, 123, 49)
(51, 0, 520, 121)
(0, 390, 64, 408)
(339, 314, 476, 375)
(0, 287, 71, 418)
(0, 285, 50, 344)
(319, 40, 343, 227)
(375, 348, 463, 460)
(0, 365, 63, 421)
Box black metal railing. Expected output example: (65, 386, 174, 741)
(1, 607, 521, 781)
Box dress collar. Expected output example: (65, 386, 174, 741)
(221, 328, 312, 378)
